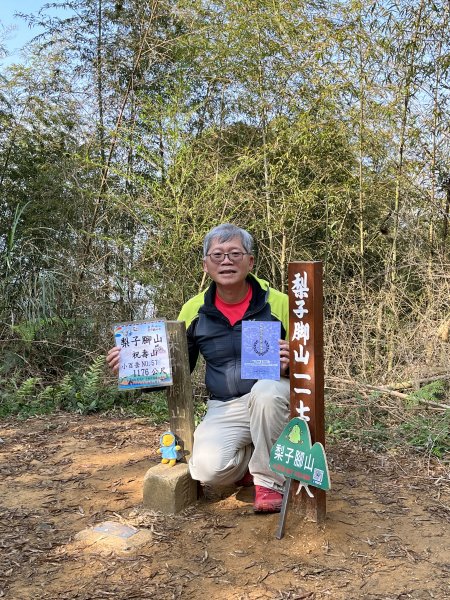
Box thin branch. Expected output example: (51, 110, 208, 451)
(327, 376, 450, 411)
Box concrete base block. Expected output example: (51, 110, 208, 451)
(142, 462, 197, 514)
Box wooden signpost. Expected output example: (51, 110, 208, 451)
(165, 321, 195, 460)
(276, 262, 326, 536)
(142, 321, 197, 514)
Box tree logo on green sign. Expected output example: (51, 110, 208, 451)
(288, 424, 302, 444)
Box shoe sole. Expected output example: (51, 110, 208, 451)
(253, 504, 282, 513)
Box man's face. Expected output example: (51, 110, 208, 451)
(203, 236, 254, 286)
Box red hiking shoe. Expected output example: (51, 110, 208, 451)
(235, 468, 253, 487)
(253, 485, 283, 513)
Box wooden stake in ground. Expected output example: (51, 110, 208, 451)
(166, 321, 195, 460)
(287, 262, 326, 523)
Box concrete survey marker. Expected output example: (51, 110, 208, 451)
(92, 521, 137, 538)
(74, 520, 152, 554)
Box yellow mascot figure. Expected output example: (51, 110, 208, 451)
(157, 431, 182, 467)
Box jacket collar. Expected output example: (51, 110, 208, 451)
(202, 273, 268, 314)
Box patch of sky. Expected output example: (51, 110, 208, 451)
(0, 0, 71, 66)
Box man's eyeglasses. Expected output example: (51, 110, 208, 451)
(206, 251, 250, 264)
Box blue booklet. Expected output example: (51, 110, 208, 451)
(241, 321, 281, 381)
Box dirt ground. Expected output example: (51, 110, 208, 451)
(0, 414, 449, 600)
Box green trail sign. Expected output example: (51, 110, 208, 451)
(270, 418, 330, 491)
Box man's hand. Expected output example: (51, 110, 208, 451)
(279, 339, 290, 377)
(106, 346, 121, 373)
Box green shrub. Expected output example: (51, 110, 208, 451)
(407, 380, 447, 407)
(326, 388, 449, 460)
(0, 356, 173, 422)
(398, 410, 450, 458)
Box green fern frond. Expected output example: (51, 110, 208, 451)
(37, 385, 55, 404)
(408, 380, 447, 406)
(16, 377, 41, 402)
(55, 374, 74, 402)
(83, 356, 105, 397)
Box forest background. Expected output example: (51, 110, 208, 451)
(0, 0, 449, 458)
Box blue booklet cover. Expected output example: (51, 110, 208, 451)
(241, 320, 281, 381)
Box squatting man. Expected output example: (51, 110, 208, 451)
(107, 223, 290, 513)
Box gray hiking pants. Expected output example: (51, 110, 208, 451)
(188, 378, 290, 491)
